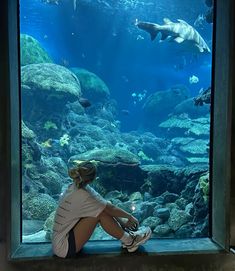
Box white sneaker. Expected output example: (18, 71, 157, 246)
(123, 226, 152, 252)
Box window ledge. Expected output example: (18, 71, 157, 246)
(11, 238, 225, 260)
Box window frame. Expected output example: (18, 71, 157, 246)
(5, 0, 233, 259)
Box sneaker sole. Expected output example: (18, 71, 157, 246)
(126, 229, 152, 253)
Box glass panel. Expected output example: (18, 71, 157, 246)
(20, 0, 214, 243)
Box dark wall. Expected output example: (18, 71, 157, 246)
(0, 0, 9, 243)
(230, 17, 235, 245)
(1, 0, 235, 270)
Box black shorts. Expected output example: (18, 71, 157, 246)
(66, 228, 77, 258)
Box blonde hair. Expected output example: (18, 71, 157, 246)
(68, 161, 97, 188)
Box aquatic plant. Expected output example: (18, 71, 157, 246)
(41, 139, 52, 148)
(59, 134, 70, 146)
(43, 121, 58, 130)
(137, 150, 153, 162)
(199, 172, 209, 201)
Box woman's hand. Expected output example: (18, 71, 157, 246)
(123, 215, 139, 231)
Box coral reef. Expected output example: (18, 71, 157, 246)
(142, 85, 189, 126)
(20, 34, 53, 66)
(70, 67, 110, 102)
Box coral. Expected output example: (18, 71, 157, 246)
(22, 121, 36, 139)
(43, 211, 56, 241)
(179, 139, 209, 155)
(186, 157, 209, 164)
(40, 170, 62, 195)
(23, 193, 57, 220)
(20, 34, 53, 66)
(70, 67, 110, 102)
(143, 85, 189, 125)
(21, 63, 82, 124)
(159, 115, 210, 136)
(43, 121, 58, 130)
(21, 63, 81, 98)
(70, 147, 140, 165)
(137, 150, 153, 162)
(41, 139, 52, 148)
(59, 134, 70, 146)
(199, 172, 210, 201)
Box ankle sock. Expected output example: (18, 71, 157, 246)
(120, 232, 132, 245)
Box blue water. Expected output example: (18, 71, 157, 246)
(21, 0, 213, 242)
(20, 0, 212, 131)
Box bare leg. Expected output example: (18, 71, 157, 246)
(73, 211, 125, 252)
(98, 211, 124, 239)
(73, 217, 99, 252)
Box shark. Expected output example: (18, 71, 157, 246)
(135, 18, 211, 53)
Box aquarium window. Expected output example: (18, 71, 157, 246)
(8, 0, 231, 259)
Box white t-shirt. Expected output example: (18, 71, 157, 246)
(52, 183, 107, 258)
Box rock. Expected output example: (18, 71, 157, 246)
(140, 202, 156, 219)
(129, 192, 143, 202)
(105, 190, 128, 201)
(39, 170, 63, 195)
(143, 85, 189, 126)
(173, 97, 210, 118)
(43, 211, 56, 240)
(69, 148, 144, 192)
(142, 216, 162, 230)
(21, 63, 81, 122)
(20, 34, 53, 66)
(159, 115, 210, 137)
(153, 224, 172, 237)
(23, 219, 45, 235)
(22, 121, 36, 139)
(141, 164, 179, 196)
(179, 139, 209, 155)
(154, 207, 170, 220)
(70, 68, 110, 102)
(168, 208, 192, 231)
(161, 191, 179, 203)
(23, 193, 57, 220)
(175, 223, 194, 238)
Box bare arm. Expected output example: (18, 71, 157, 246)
(104, 202, 139, 228)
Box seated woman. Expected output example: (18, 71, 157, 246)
(52, 160, 151, 258)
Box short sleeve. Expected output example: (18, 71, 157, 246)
(78, 185, 107, 218)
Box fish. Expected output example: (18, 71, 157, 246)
(78, 97, 91, 108)
(73, 0, 77, 11)
(42, 0, 59, 5)
(135, 18, 211, 53)
(121, 109, 130, 115)
(194, 86, 211, 106)
(189, 75, 199, 84)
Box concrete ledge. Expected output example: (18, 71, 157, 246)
(11, 238, 223, 260)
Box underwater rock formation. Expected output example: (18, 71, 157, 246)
(23, 193, 57, 220)
(173, 97, 210, 118)
(142, 85, 189, 127)
(69, 147, 145, 192)
(159, 115, 210, 137)
(21, 63, 81, 123)
(20, 34, 53, 66)
(70, 68, 110, 102)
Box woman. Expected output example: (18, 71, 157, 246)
(52, 160, 151, 258)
